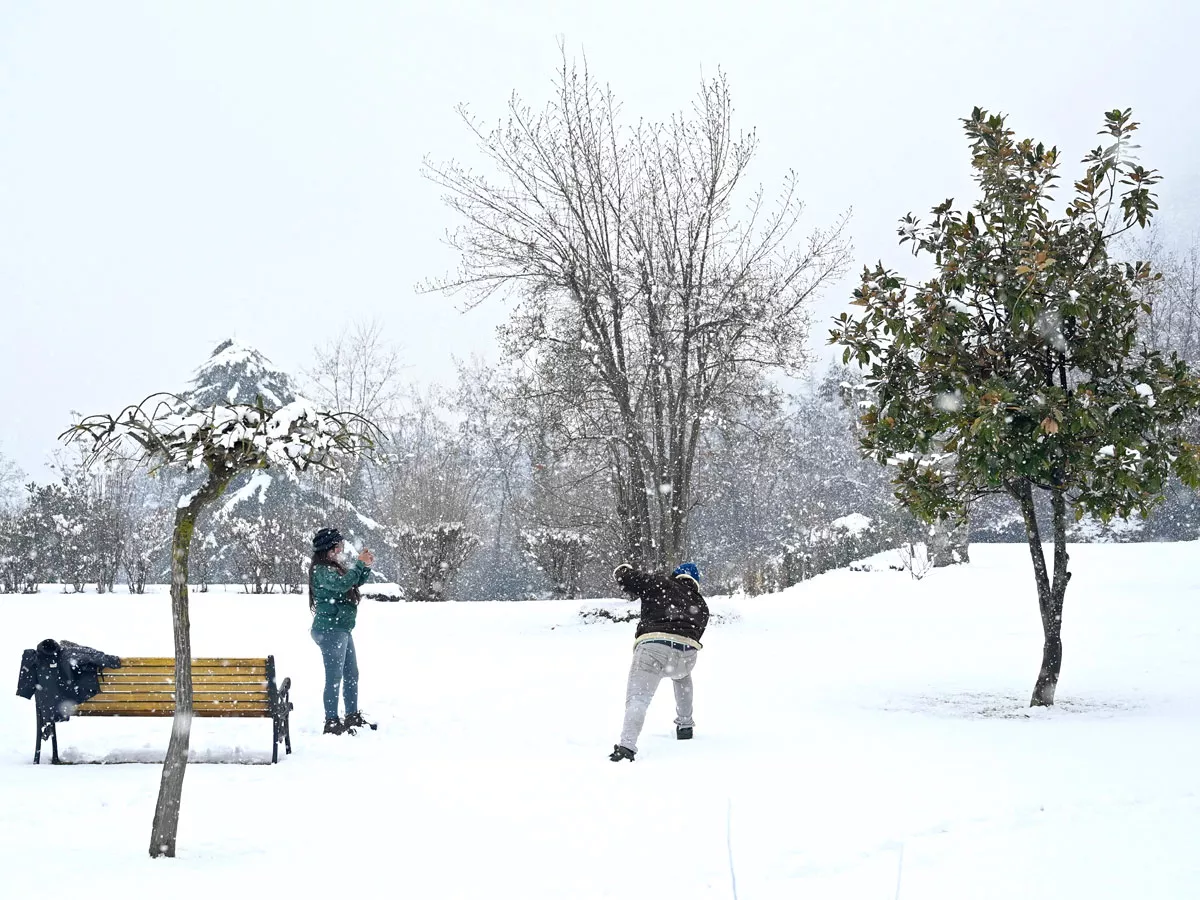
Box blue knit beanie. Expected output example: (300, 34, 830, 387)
(672, 562, 700, 584)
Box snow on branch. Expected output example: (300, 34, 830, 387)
(61, 392, 378, 480)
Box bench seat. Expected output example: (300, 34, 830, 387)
(34, 656, 292, 764)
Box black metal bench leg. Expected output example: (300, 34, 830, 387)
(272, 719, 279, 764)
(278, 676, 292, 757)
(51, 723, 60, 765)
(34, 718, 42, 765)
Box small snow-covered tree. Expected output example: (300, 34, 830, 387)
(220, 498, 316, 594)
(0, 446, 23, 511)
(0, 495, 41, 594)
(390, 522, 479, 601)
(833, 108, 1200, 706)
(64, 393, 374, 858)
(124, 501, 170, 594)
(521, 528, 591, 599)
(5, 484, 54, 592)
(41, 474, 93, 592)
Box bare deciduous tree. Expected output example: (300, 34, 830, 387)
(1139, 232, 1200, 365)
(306, 319, 406, 507)
(378, 388, 485, 529)
(423, 49, 850, 567)
(0, 446, 22, 511)
(306, 319, 405, 428)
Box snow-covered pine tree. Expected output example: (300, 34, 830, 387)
(178, 339, 383, 585)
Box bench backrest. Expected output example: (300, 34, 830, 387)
(76, 657, 276, 717)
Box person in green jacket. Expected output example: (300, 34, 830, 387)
(309, 527, 375, 735)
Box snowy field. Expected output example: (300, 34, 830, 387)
(3, 543, 1199, 899)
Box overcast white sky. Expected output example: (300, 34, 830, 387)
(2, 0, 1198, 479)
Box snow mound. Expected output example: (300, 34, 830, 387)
(577, 599, 741, 625)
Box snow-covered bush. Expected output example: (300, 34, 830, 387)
(766, 512, 905, 590)
(521, 528, 591, 599)
(389, 522, 479, 601)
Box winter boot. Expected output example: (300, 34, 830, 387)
(323, 716, 348, 735)
(609, 744, 636, 762)
(343, 711, 377, 731)
(676, 726, 693, 740)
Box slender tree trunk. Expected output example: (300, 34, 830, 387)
(149, 469, 233, 858)
(929, 516, 970, 568)
(620, 443, 655, 567)
(1031, 488, 1071, 706)
(1011, 480, 1071, 707)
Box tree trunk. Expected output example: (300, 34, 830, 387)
(1012, 480, 1071, 707)
(1030, 488, 1071, 706)
(149, 469, 233, 859)
(928, 516, 970, 568)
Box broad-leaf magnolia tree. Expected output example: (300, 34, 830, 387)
(64, 395, 373, 857)
(832, 108, 1200, 706)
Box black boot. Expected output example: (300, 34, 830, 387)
(609, 744, 635, 762)
(676, 726, 693, 740)
(323, 716, 348, 735)
(344, 711, 377, 731)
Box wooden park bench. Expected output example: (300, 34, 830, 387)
(34, 656, 293, 765)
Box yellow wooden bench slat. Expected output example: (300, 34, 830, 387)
(98, 666, 267, 677)
(118, 657, 268, 667)
(74, 705, 273, 718)
(82, 696, 272, 710)
(96, 682, 268, 692)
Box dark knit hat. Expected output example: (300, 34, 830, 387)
(312, 528, 343, 553)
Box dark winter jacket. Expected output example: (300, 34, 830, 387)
(614, 566, 709, 647)
(15, 639, 122, 724)
(310, 560, 371, 633)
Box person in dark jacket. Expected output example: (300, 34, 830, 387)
(608, 561, 709, 762)
(309, 527, 374, 735)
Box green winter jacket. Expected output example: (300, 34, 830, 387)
(310, 560, 371, 633)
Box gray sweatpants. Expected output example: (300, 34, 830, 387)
(617, 641, 699, 752)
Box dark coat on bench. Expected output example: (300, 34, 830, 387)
(15, 639, 122, 724)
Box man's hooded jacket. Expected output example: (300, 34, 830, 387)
(614, 566, 709, 647)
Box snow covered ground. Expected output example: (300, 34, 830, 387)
(3, 542, 1199, 898)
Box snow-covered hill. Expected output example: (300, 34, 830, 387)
(3, 542, 1199, 897)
